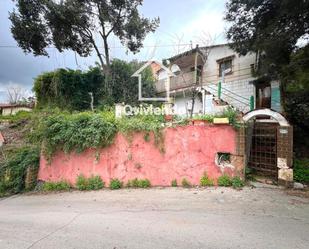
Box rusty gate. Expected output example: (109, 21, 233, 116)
(247, 122, 279, 178)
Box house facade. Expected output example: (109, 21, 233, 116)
(0, 104, 33, 116)
(155, 44, 282, 116)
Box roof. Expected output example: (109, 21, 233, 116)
(167, 43, 230, 62)
(0, 103, 33, 109)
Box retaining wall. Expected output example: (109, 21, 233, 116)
(38, 124, 243, 186)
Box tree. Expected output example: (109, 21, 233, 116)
(33, 60, 156, 110)
(10, 0, 159, 71)
(7, 85, 27, 104)
(225, 0, 309, 77)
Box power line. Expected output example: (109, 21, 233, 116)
(0, 43, 192, 49)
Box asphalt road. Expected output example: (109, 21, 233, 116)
(0, 186, 309, 249)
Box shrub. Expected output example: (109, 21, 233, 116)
(218, 175, 232, 187)
(43, 181, 71, 191)
(138, 179, 151, 188)
(171, 179, 177, 187)
(231, 176, 245, 189)
(110, 178, 123, 190)
(200, 173, 214, 186)
(181, 178, 191, 188)
(293, 158, 309, 183)
(76, 175, 104, 190)
(76, 174, 88, 191)
(88, 175, 104, 190)
(126, 178, 151, 188)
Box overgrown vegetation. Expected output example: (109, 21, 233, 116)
(76, 175, 105, 191)
(33, 61, 156, 111)
(200, 173, 214, 187)
(43, 181, 71, 191)
(171, 179, 177, 187)
(231, 176, 245, 189)
(293, 159, 309, 183)
(217, 175, 232, 187)
(109, 178, 123, 190)
(193, 107, 240, 128)
(181, 178, 192, 188)
(126, 178, 151, 188)
(0, 146, 40, 196)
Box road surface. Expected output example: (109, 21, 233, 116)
(0, 186, 308, 249)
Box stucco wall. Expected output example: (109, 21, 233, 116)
(38, 125, 242, 186)
(1, 107, 32, 116)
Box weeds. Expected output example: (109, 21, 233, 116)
(43, 181, 71, 191)
(109, 178, 123, 190)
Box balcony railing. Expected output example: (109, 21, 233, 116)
(155, 71, 200, 93)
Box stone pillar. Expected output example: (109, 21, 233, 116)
(277, 126, 293, 186)
(232, 125, 246, 178)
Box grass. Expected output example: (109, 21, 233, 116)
(200, 173, 214, 186)
(76, 175, 104, 191)
(43, 181, 71, 191)
(294, 158, 309, 183)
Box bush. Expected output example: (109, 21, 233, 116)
(138, 179, 151, 188)
(110, 178, 123, 190)
(171, 179, 177, 187)
(76, 174, 88, 190)
(294, 159, 309, 183)
(0, 146, 40, 195)
(76, 174, 104, 190)
(231, 176, 245, 189)
(88, 175, 104, 190)
(218, 175, 232, 187)
(200, 173, 214, 186)
(181, 178, 191, 188)
(43, 181, 71, 191)
(126, 178, 151, 188)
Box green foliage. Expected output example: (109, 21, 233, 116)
(126, 178, 151, 188)
(181, 178, 191, 188)
(32, 60, 156, 111)
(225, 0, 309, 77)
(0, 147, 40, 195)
(76, 174, 104, 190)
(10, 0, 159, 67)
(192, 107, 240, 128)
(293, 159, 309, 183)
(33, 68, 104, 111)
(32, 112, 117, 160)
(200, 173, 214, 187)
(76, 175, 88, 191)
(0, 110, 32, 122)
(109, 178, 123, 190)
(138, 179, 151, 188)
(171, 179, 177, 187)
(218, 175, 232, 187)
(231, 176, 245, 189)
(43, 181, 71, 191)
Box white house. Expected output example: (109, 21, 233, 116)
(155, 44, 281, 116)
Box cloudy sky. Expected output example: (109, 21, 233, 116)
(0, 0, 228, 102)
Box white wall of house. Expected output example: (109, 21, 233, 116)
(1, 107, 32, 116)
(173, 95, 203, 116)
(202, 45, 256, 113)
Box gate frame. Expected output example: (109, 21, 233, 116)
(243, 108, 293, 186)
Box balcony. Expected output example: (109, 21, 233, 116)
(155, 71, 200, 93)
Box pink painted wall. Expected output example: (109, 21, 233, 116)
(38, 125, 238, 186)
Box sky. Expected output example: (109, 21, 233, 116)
(0, 0, 228, 102)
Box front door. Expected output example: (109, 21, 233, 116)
(256, 83, 271, 109)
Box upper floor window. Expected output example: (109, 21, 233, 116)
(217, 56, 234, 77)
